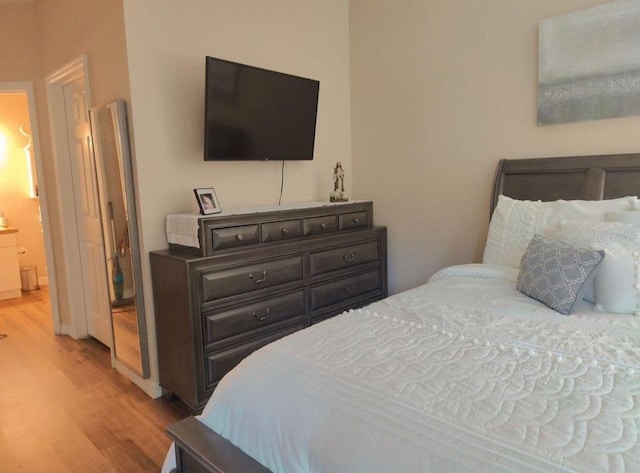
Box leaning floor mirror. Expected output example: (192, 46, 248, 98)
(90, 99, 150, 378)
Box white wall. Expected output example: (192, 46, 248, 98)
(123, 0, 352, 383)
(349, 0, 640, 294)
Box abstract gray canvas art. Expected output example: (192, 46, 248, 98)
(538, 0, 640, 125)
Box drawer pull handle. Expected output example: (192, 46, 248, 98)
(320, 223, 327, 229)
(236, 234, 244, 241)
(281, 228, 289, 235)
(252, 308, 270, 321)
(249, 271, 268, 284)
(343, 284, 356, 294)
(353, 218, 360, 224)
(342, 253, 356, 263)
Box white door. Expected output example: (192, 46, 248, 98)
(63, 77, 112, 346)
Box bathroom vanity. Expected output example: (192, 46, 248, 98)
(0, 228, 21, 300)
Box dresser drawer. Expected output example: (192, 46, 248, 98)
(200, 255, 304, 303)
(203, 289, 306, 348)
(261, 219, 301, 243)
(204, 323, 304, 389)
(303, 215, 337, 236)
(153, 203, 385, 413)
(210, 225, 259, 250)
(309, 240, 380, 277)
(338, 211, 368, 231)
(310, 269, 382, 312)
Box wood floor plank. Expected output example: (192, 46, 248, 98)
(0, 287, 189, 472)
(102, 438, 159, 473)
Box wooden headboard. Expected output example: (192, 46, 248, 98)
(491, 153, 640, 214)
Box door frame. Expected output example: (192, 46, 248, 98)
(46, 55, 95, 339)
(43, 56, 161, 398)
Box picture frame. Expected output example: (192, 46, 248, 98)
(538, 2, 640, 125)
(194, 187, 221, 215)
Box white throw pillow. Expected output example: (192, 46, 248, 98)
(548, 218, 640, 304)
(594, 248, 640, 315)
(605, 210, 640, 226)
(483, 196, 545, 268)
(483, 195, 636, 268)
(550, 220, 640, 303)
(550, 220, 640, 251)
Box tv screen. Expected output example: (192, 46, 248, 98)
(204, 56, 320, 161)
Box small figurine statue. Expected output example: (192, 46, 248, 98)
(330, 161, 348, 202)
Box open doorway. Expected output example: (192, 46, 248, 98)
(0, 83, 50, 306)
(1, 56, 112, 350)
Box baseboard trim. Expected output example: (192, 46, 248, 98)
(113, 359, 162, 398)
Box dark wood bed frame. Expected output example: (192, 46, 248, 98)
(491, 153, 640, 212)
(166, 153, 640, 473)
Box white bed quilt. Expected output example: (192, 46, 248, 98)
(163, 264, 640, 473)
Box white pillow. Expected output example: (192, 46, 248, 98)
(550, 220, 640, 303)
(594, 248, 640, 315)
(605, 210, 640, 226)
(483, 195, 636, 268)
(550, 220, 640, 251)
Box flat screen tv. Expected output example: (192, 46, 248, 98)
(204, 56, 320, 161)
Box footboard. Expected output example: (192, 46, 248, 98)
(167, 417, 271, 473)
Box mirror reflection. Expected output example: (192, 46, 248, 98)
(90, 99, 149, 377)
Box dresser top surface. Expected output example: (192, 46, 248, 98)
(170, 200, 371, 221)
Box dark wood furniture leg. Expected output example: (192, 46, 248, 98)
(167, 416, 271, 473)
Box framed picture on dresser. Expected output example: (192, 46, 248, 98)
(194, 187, 221, 215)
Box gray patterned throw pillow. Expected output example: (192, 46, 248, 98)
(516, 234, 604, 315)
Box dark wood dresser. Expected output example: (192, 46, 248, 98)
(150, 201, 387, 413)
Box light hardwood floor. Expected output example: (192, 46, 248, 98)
(0, 286, 189, 472)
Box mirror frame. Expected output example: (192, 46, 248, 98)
(89, 99, 150, 378)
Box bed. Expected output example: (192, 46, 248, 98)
(162, 154, 640, 473)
